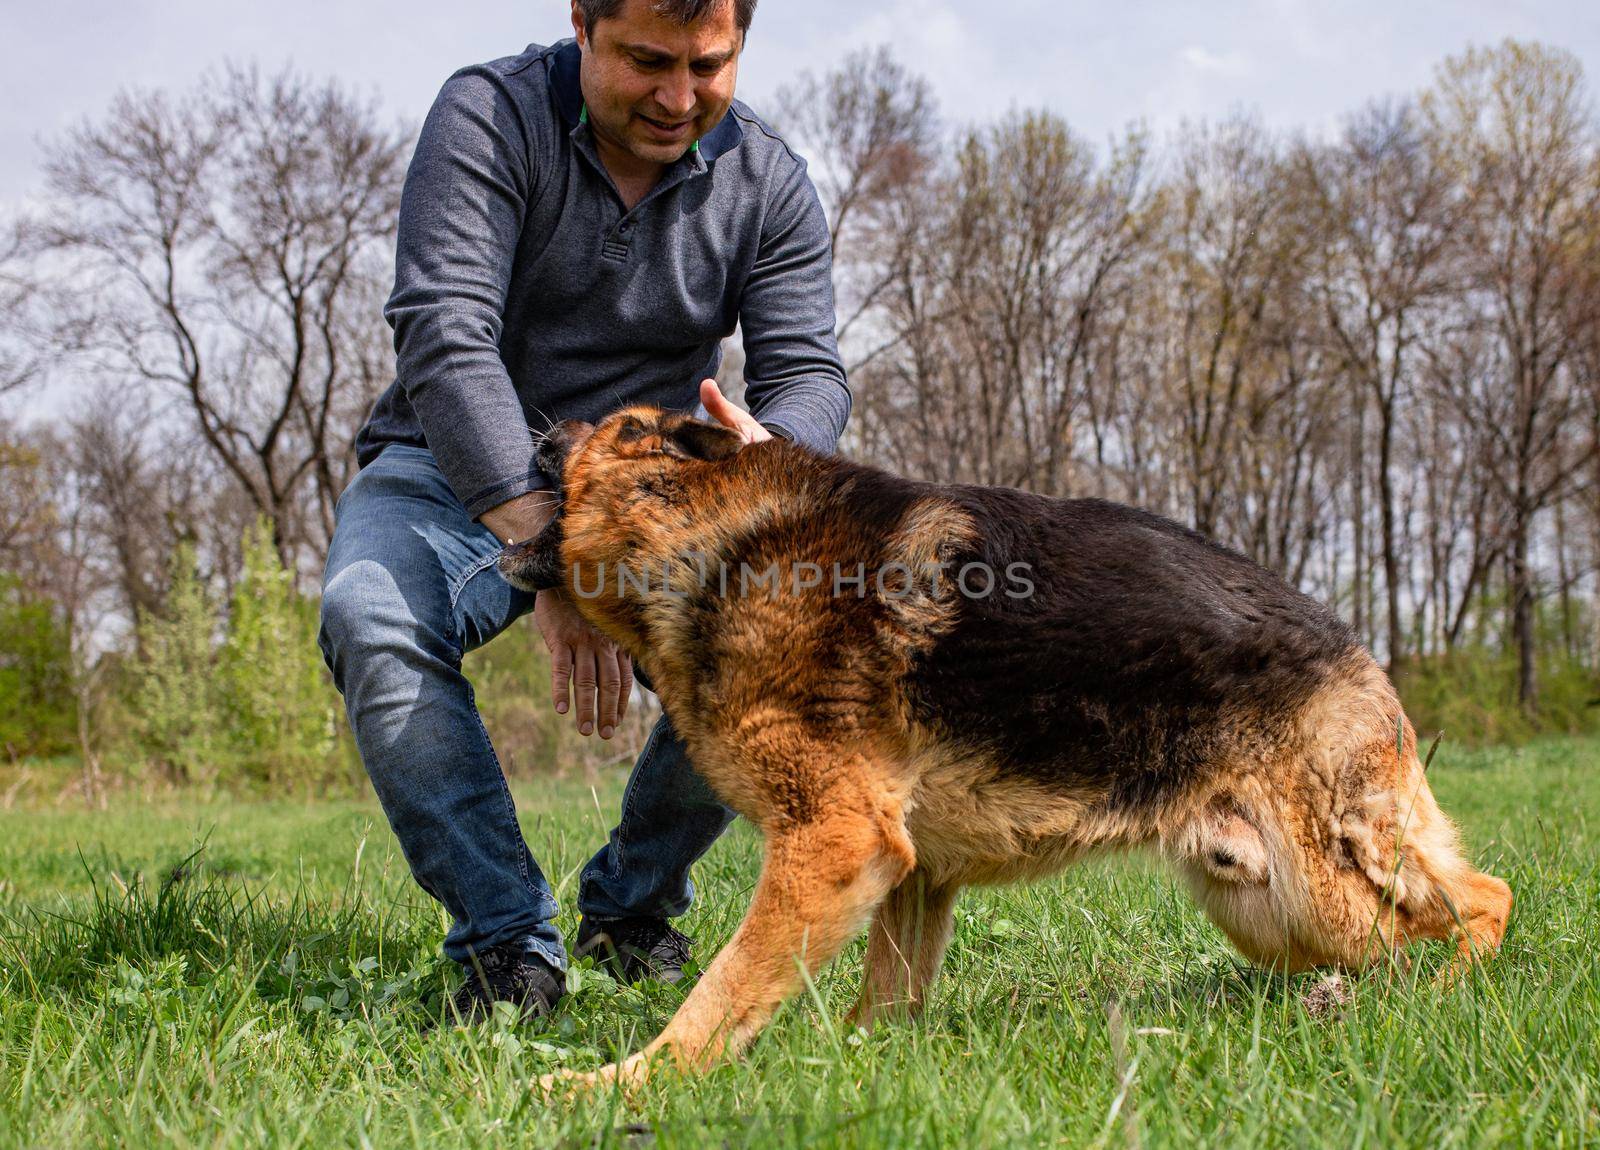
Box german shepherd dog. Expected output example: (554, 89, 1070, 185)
(498, 407, 1512, 1090)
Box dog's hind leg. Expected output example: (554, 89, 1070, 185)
(1449, 869, 1514, 968)
(846, 870, 959, 1030)
(1290, 728, 1513, 972)
(1183, 732, 1511, 974)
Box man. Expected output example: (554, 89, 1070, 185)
(317, 0, 848, 1021)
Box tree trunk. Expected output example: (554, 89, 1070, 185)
(1377, 395, 1403, 671)
(1350, 384, 1367, 643)
(74, 662, 104, 810)
(1510, 512, 1538, 714)
(1553, 498, 1574, 661)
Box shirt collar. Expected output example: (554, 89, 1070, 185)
(547, 38, 744, 164)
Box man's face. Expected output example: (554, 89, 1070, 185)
(572, 0, 742, 170)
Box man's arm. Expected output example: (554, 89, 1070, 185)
(385, 67, 550, 522)
(736, 155, 852, 451)
(387, 69, 637, 739)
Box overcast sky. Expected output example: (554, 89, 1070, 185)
(4, 0, 1599, 210)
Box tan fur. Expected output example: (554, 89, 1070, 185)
(509, 409, 1512, 1095)
(848, 872, 960, 1026)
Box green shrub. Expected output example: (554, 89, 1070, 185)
(468, 616, 563, 778)
(126, 544, 223, 784)
(111, 519, 633, 792)
(1396, 643, 1600, 747)
(216, 520, 351, 792)
(122, 526, 354, 791)
(0, 575, 76, 756)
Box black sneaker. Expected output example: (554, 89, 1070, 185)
(574, 916, 694, 985)
(448, 941, 566, 1024)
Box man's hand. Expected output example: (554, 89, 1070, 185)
(482, 491, 629, 739)
(535, 587, 632, 740)
(700, 378, 773, 445)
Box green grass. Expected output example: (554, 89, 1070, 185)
(1, 738, 1597, 1148)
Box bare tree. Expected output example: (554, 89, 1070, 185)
(40, 439, 114, 807)
(848, 110, 1148, 493)
(771, 47, 939, 370)
(1424, 41, 1600, 709)
(61, 401, 222, 628)
(0, 433, 57, 588)
(38, 65, 409, 571)
(0, 222, 41, 397)
(0, 428, 108, 802)
(1165, 118, 1298, 537)
(1301, 100, 1463, 667)
(1560, 165, 1600, 670)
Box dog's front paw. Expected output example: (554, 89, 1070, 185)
(534, 1051, 652, 1100)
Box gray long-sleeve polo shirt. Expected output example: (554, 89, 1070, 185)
(354, 38, 851, 520)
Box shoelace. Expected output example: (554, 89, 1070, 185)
(614, 920, 691, 965)
(461, 946, 556, 996)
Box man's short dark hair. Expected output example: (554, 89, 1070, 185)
(576, 0, 757, 34)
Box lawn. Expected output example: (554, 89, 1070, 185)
(1, 737, 1597, 1148)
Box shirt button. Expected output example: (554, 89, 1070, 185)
(619, 221, 632, 234)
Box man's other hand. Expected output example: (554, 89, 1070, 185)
(481, 493, 629, 739)
(534, 587, 632, 740)
(700, 378, 773, 445)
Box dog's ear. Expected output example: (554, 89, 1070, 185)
(496, 517, 565, 593)
(662, 418, 743, 463)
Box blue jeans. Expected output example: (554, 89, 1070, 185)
(317, 444, 735, 972)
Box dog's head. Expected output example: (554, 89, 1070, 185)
(497, 405, 746, 595)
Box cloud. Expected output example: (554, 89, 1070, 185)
(748, 0, 992, 123)
(1178, 45, 1251, 76)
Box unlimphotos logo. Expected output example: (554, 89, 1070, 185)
(567, 553, 1035, 601)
